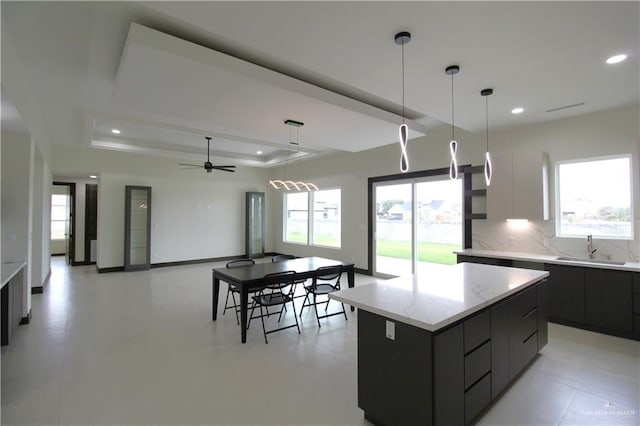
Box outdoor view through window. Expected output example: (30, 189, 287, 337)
(557, 156, 632, 239)
(375, 178, 462, 276)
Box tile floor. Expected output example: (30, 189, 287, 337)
(1, 257, 638, 425)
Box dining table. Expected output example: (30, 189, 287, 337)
(212, 256, 355, 343)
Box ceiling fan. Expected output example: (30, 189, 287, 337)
(179, 137, 236, 173)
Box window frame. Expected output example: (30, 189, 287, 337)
(283, 188, 342, 249)
(555, 154, 633, 240)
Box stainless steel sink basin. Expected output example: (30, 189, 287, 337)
(556, 256, 626, 266)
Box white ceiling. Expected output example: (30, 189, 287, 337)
(1, 1, 638, 168)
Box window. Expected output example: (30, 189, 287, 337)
(556, 155, 632, 239)
(284, 189, 341, 248)
(50, 194, 68, 240)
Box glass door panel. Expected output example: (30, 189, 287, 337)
(245, 192, 265, 258)
(374, 183, 413, 276)
(415, 179, 463, 274)
(125, 186, 151, 271)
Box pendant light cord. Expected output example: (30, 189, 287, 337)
(296, 126, 305, 182)
(485, 95, 489, 151)
(401, 41, 405, 124)
(451, 73, 455, 141)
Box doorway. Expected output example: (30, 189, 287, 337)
(370, 169, 463, 278)
(51, 182, 75, 265)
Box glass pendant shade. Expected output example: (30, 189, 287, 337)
(484, 151, 492, 185)
(395, 31, 411, 173)
(446, 65, 460, 180)
(449, 140, 458, 180)
(399, 123, 409, 172)
(481, 88, 494, 187)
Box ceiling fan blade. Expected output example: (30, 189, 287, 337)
(213, 165, 235, 169)
(179, 163, 202, 167)
(211, 166, 236, 173)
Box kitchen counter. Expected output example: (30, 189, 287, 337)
(332, 262, 549, 426)
(331, 262, 548, 332)
(2, 260, 27, 289)
(455, 249, 640, 271)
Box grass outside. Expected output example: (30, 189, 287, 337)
(286, 232, 340, 247)
(377, 240, 460, 265)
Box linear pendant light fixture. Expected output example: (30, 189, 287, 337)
(267, 119, 318, 192)
(446, 65, 460, 180)
(481, 88, 494, 186)
(395, 31, 411, 173)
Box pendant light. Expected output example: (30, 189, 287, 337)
(267, 119, 318, 192)
(481, 88, 494, 186)
(446, 65, 460, 180)
(395, 31, 411, 173)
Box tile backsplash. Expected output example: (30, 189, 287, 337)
(473, 220, 640, 262)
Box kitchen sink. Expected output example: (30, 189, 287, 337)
(556, 256, 626, 266)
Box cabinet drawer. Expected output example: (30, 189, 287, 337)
(521, 308, 538, 341)
(464, 310, 490, 353)
(464, 372, 491, 424)
(514, 286, 538, 318)
(634, 274, 640, 294)
(464, 340, 491, 389)
(523, 332, 538, 366)
(634, 294, 640, 314)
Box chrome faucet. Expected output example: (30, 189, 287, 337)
(587, 234, 597, 259)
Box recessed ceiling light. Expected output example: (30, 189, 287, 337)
(89, 175, 97, 179)
(606, 54, 627, 64)
(111, 129, 121, 134)
(511, 107, 524, 114)
(256, 150, 263, 155)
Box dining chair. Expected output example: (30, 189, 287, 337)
(299, 265, 347, 327)
(272, 254, 307, 300)
(222, 258, 256, 325)
(271, 254, 296, 262)
(248, 270, 301, 344)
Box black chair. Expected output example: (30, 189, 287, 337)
(222, 258, 255, 325)
(271, 254, 296, 262)
(272, 254, 307, 296)
(300, 265, 347, 327)
(248, 271, 301, 344)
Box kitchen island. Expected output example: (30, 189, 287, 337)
(330, 262, 549, 426)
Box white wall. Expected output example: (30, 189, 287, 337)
(271, 105, 640, 268)
(1, 132, 31, 263)
(52, 146, 273, 269)
(473, 105, 640, 261)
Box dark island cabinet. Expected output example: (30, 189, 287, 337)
(357, 281, 547, 426)
(585, 269, 632, 332)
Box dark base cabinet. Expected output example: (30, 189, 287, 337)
(357, 280, 547, 426)
(585, 269, 632, 332)
(545, 264, 585, 324)
(1, 267, 25, 346)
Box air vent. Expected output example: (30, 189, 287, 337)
(545, 102, 586, 113)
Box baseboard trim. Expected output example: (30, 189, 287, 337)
(354, 267, 370, 275)
(51, 253, 66, 257)
(31, 286, 44, 294)
(20, 309, 32, 325)
(97, 266, 125, 273)
(72, 260, 96, 266)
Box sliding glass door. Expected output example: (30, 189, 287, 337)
(373, 175, 462, 277)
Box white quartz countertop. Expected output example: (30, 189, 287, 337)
(456, 249, 640, 271)
(2, 260, 27, 289)
(330, 262, 548, 332)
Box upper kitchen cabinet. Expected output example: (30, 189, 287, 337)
(487, 151, 550, 221)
